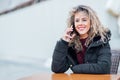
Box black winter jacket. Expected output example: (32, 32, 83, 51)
(51, 32, 111, 74)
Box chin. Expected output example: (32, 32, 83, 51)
(79, 32, 87, 35)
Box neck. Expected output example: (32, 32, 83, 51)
(80, 34, 88, 39)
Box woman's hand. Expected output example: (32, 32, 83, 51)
(62, 26, 76, 42)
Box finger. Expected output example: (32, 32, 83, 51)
(71, 33, 76, 37)
(65, 33, 73, 39)
(70, 25, 73, 28)
(66, 28, 73, 34)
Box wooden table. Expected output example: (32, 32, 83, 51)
(18, 73, 120, 80)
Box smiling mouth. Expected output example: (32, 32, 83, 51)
(78, 27, 86, 31)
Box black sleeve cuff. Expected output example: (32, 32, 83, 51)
(60, 38, 69, 45)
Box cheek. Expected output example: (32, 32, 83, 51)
(87, 22, 91, 29)
(87, 24, 90, 29)
(74, 24, 78, 30)
(75, 26, 78, 31)
(86, 26, 90, 33)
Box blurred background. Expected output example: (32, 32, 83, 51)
(0, 0, 120, 80)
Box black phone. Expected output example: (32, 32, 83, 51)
(70, 23, 76, 36)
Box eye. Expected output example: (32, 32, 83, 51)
(82, 19, 87, 21)
(75, 19, 79, 22)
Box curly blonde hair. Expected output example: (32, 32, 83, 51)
(67, 5, 109, 52)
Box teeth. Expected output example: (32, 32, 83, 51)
(79, 27, 85, 30)
(77, 26, 85, 30)
(79, 27, 85, 29)
(80, 27, 84, 29)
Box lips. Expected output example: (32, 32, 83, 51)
(77, 26, 86, 30)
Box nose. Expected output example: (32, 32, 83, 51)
(79, 21, 84, 26)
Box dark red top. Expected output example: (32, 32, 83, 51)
(76, 38, 87, 64)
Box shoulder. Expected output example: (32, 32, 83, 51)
(94, 28, 111, 42)
(91, 28, 111, 47)
(104, 28, 111, 41)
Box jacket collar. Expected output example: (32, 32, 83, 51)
(89, 30, 111, 47)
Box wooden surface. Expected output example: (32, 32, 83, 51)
(18, 73, 120, 80)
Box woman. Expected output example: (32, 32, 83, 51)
(51, 5, 111, 74)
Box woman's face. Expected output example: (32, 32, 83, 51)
(74, 11, 90, 39)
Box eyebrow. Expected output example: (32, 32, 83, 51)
(82, 17, 89, 19)
(75, 17, 89, 19)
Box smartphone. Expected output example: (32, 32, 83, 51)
(70, 23, 76, 36)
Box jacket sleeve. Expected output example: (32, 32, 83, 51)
(71, 42, 111, 74)
(51, 39, 70, 73)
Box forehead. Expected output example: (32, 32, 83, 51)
(74, 11, 89, 18)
